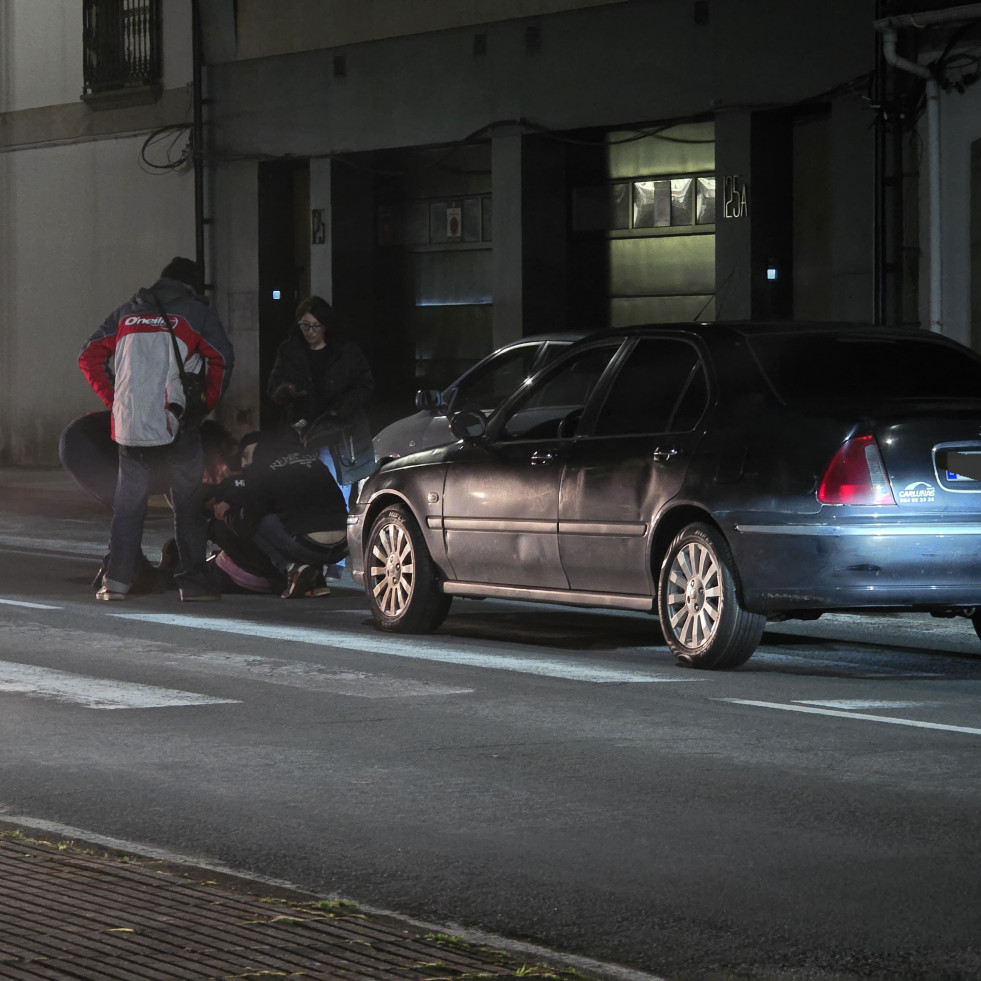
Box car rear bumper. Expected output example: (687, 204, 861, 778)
(733, 520, 981, 611)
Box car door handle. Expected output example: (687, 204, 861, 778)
(652, 446, 680, 462)
(530, 449, 557, 466)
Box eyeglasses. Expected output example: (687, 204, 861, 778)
(298, 321, 324, 332)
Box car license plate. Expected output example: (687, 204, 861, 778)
(938, 449, 981, 483)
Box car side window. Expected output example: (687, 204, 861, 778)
(592, 338, 708, 436)
(451, 344, 543, 414)
(499, 343, 620, 440)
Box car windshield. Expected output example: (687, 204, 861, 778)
(748, 333, 981, 401)
(453, 343, 543, 413)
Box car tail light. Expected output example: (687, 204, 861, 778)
(818, 434, 896, 506)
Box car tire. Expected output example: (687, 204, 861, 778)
(970, 610, 981, 649)
(365, 504, 451, 633)
(658, 522, 765, 670)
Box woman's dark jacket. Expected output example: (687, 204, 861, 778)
(266, 326, 375, 482)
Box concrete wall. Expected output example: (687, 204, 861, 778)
(0, 138, 197, 463)
(0, 0, 199, 464)
(209, 1, 872, 158)
(206, 0, 877, 337)
(938, 84, 981, 347)
(218, 0, 636, 60)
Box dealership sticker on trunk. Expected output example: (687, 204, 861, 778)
(898, 481, 936, 504)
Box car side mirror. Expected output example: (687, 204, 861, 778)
(415, 389, 442, 412)
(449, 409, 487, 441)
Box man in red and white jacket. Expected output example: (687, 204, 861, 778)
(78, 256, 234, 601)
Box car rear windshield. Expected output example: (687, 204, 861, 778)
(748, 333, 981, 402)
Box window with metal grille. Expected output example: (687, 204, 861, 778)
(82, 0, 161, 96)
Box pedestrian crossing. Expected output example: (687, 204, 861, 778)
(0, 602, 693, 711)
(0, 660, 239, 710)
(112, 612, 696, 684)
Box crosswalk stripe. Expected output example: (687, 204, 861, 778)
(113, 613, 694, 683)
(139, 650, 474, 698)
(0, 661, 239, 710)
(718, 698, 981, 736)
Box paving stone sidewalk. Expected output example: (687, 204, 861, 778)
(0, 826, 601, 981)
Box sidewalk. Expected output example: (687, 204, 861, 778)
(0, 465, 103, 512)
(1, 821, 607, 981)
(0, 465, 165, 517)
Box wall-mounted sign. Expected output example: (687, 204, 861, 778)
(723, 176, 748, 219)
(446, 206, 462, 240)
(311, 208, 326, 244)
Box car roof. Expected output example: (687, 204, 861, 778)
(573, 321, 950, 339)
(495, 331, 589, 348)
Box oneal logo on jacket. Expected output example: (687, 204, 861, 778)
(123, 314, 176, 328)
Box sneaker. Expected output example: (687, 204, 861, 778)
(323, 563, 343, 581)
(281, 563, 320, 599)
(131, 552, 158, 595)
(91, 556, 109, 592)
(305, 573, 331, 598)
(96, 586, 127, 601)
(158, 538, 180, 572)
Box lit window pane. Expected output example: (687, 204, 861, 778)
(671, 178, 693, 225)
(696, 177, 716, 224)
(633, 180, 671, 228)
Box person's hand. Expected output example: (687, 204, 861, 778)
(273, 382, 306, 402)
(213, 501, 230, 520)
(166, 404, 183, 436)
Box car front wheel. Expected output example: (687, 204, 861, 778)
(365, 504, 451, 633)
(657, 522, 765, 670)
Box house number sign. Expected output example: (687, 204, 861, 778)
(723, 175, 748, 218)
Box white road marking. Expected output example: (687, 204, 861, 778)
(749, 649, 942, 676)
(0, 598, 60, 609)
(150, 651, 474, 698)
(795, 699, 943, 710)
(0, 661, 239, 710)
(112, 613, 695, 683)
(718, 698, 981, 736)
(0, 619, 471, 699)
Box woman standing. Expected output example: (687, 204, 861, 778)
(267, 296, 375, 574)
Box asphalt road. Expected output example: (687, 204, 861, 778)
(1, 492, 980, 980)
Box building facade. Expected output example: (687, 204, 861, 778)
(2, 0, 980, 464)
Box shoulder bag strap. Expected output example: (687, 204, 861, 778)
(150, 290, 191, 391)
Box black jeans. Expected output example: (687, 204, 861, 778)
(252, 513, 348, 574)
(105, 429, 208, 592)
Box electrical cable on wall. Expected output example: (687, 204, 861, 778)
(139, 123, 193, 174)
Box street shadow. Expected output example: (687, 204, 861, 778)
(437, 607, 666, 652)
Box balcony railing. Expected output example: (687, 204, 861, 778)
(82, 0, 161, 99)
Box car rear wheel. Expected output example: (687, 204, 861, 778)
(365, 504, 451, 633)
(970, 610, 981, 649)
(658, 522, 765, 669)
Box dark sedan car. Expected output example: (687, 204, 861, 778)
(348, 322, 981, 669)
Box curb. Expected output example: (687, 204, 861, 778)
(1, 819, 651, 981)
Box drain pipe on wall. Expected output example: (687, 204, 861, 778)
(874, 4, 981, 334)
